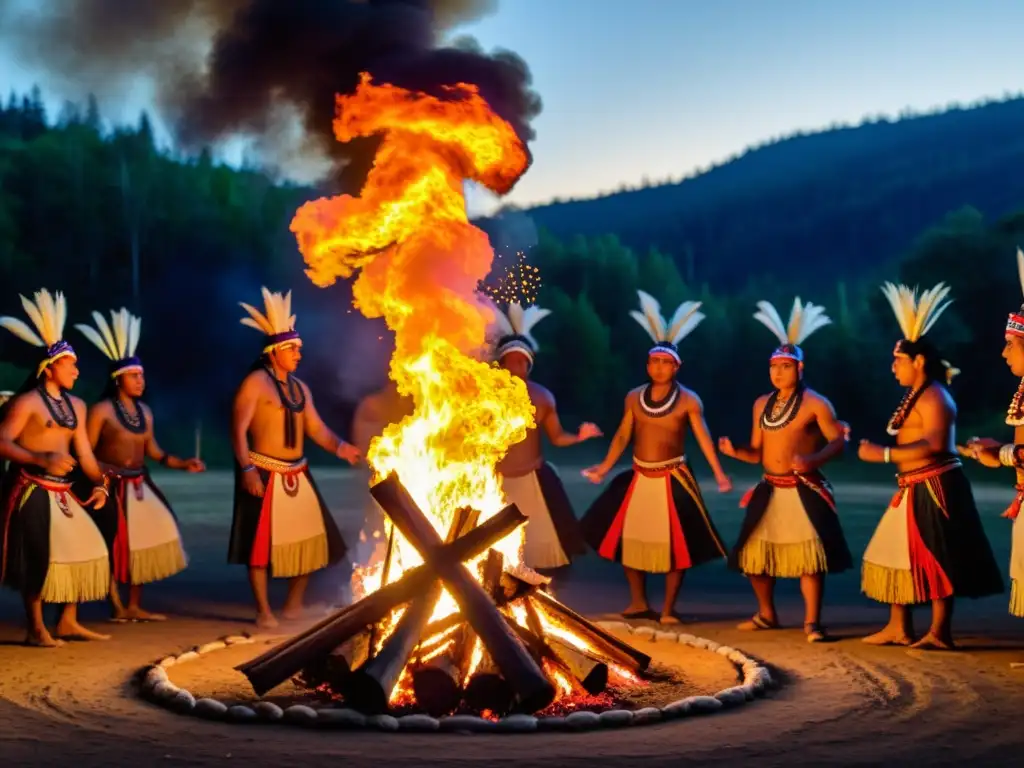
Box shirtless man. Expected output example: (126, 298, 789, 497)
(74, 308, 203, 622)
(958, 249, 1024, 654)
(491, 301, 602, 573)
(229, 288, 361, 628)
(0, 289, 111, 646)
(718, 298, 852, 642)
(581, 291, 731, 623)
(858, 281, 1003, 649)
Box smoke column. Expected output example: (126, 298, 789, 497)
(0, 0, 542, 191)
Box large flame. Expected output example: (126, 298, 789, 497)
(291, 73, 534, 618)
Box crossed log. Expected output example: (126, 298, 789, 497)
(236, 472, 650, 715)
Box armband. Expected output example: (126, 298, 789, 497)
(883, 447, 891, 464)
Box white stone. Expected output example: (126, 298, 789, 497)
(537, 716, 566, 731)
(686, 695, 724, 714)
(594, 620, 629, 632)
(253, 702, 284, 721)
(728, 650, 749, 665)
(158, 656, 177, 669)
(660, 698, 691, 718)
(747, 667, 772, 690)
(715, 645, 736, 657)
(631, 706, 662, 724)
(142, 666, 168, 690)
(654, 630, 678, 643)
(284, 705, 319, 725)
(703, 640, 721, 651)
(175, 651, 199, 664)
(739, 683, 758, 699)
(197, 641, 227, 655)
(318, 708, 366, 729)
(564, 711, 601, 730)
(495, 714, 537, 733)
(366, 714, 399, 732)
(598, 709, 633, 727)
(715, 687, 748, 707)
(194, 698, 228, 719)
(675, 633, 698, 645)
(150, 681, 180, 702)
(439, 715, 496, 733)
(169, 689, 195, 713)
(224, 635, 254, 646)
(398, 714, 439, 732)
(632, 627, 656, 640)
(227, 705, 258, 723)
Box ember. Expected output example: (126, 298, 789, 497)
(236, 73, 652, 717)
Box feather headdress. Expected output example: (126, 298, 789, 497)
(1006, 247, 1024, 338)
(74, 308, 143, 379)
(240, 287, 301, 353)
(880, 280, 959, 384)
(630, 290, 705, 364)
(0, 289, 76, 376)
(492, 301, 551, 368)
(753, 297, 832, 364)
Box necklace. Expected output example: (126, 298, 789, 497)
(886, 384, 928, 436)
(265, 367, 306, 449)
(37, 386, 77, 430)
(760, 386, 804, 431)
(639, 382, 680, 418)
(1007, 378, 1024, 426)
(112, 396, 147, 435)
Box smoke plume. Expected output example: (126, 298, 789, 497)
(0, 0, 542, 190)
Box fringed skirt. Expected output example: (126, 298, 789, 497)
(227, 452, 347, 579)
(499, 462, 586, 570)
(78, 467, 187, 586)
(0, 469, 109, 603)
(580, 457, 727, 574)
(1007, 485, 1024, 618)
(729, 471, 852, 577)
(862, 459, 1004, 605)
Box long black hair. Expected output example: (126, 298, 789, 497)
(897, 337, 958, 387)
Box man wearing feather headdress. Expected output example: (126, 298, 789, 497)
(73, 308, 203, 623)
(229, 287, 361, 628)
(0, 290, 113, 647)
(490, 301, 602, 573)
(581, 291, 731, 623)
(719, 298, 852, 642)
(958, 247, 1024, 640)
(857, 281, 1003, 649)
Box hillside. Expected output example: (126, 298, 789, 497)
(484, 97, 1024, 291)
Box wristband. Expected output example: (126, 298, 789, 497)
(241, 464, 257, 473)
(158, 453, 171, 467)
(1000, 444, 1015, 467)
(94, 485, 109, 496)
(883, 447, 891, 464)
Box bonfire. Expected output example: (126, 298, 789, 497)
(236, 73, 651, 718)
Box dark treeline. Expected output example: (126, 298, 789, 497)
(0, 88, 1022, 466)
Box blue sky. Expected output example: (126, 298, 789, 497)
(3, 0, 1022, 211)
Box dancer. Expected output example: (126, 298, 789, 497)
(0, 289, 111, 646)
(958, 248, 1024, 641)
(858, 281, 1003, 649)
(229, 287, 360, 628)
(719, 298, 852, 642)
(581, 291, 731, 623)
(74, 308, 201, 622)
(492, 301, 601, 573)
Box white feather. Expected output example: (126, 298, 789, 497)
(1017, 246, 1024, 299)
(0, 316, 44, 347)
(74, 323, 115, 360)
(752, 301, 789, 345)
(1, 288, 70, 348)
(666, 301, 704, 345)
(241, 288, 296, 335)
(634, 290, 667, 342)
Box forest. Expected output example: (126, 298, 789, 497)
(1, 87, 1022, 466)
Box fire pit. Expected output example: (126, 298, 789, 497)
(233, 473, 653, 720)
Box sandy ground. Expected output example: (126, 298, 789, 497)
(1, 470, 1024, 766)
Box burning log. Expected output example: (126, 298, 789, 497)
(531, 589, 652, 673)
(413, 548, 505, 716)
(370, 473, 556, 714)
(343, 508, 478, 715)
(235, 502, 527, 696)
(297, 629, 371, 690)
(547, 637, 609, 695)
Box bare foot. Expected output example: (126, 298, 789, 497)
(861, 627, 913, 646)
(280, 607, 306, 622)
(25, 629, 65, 648)
(621, 605, 657, 621)
(659, 612, 683, 625)
(909, 632, 956, 651)
(123, 608, 167, 622)
(737, 614, 780, 631)
(256, 612, 279, 630)
(55, 620, 111, 641)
